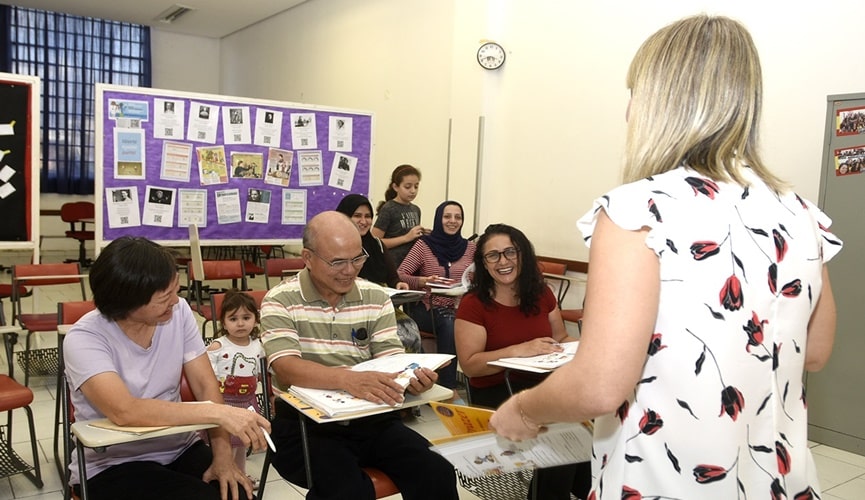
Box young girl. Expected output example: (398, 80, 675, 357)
(207, 290, 264, 486)
(372, 164, 427, 267)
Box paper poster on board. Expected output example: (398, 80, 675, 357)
(106, 186, 142, 228)
(290, 112, 317, 149)
(188, 102, 220, 143)
(178, 188, 208, 227)
(328, 116, 353, 152)
(160, 141, 193, 182)
(197, 146, 228, 185)
(328, 153, 357, 191)
(264, 148, 292, 187)
(254, 109, 283, 147)
(245, 188, 271, 224)
(154, 99, 185, 140)
(114, 129, 146, 179)
(215, 188, 242, 224)
(143, 186, 176, 227)
(222, 106, 252, 145)
(282, 189, 307, 225)
(297, 150, 323, 186)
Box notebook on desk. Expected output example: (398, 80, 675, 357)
(287, 353, 454, 418)
(488, 341, 580, 373)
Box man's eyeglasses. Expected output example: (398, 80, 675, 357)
(482, 247, 519, 264)
(308, 247, 369, 270)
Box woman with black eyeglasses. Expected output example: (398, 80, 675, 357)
(455, 223, 588, 500)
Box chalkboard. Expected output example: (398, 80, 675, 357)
(0, 72, 40, 260)
(95, 84, 373, 248)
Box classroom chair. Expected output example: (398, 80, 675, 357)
(189, 260, 248, 339)
(54, 300, 97, 497)
(0, 373, 43, 490)
(64, 367, 219, 499)
(264, 257, 304, 289)
(256, 357, 400, 499)
(10, 263, 87, 386)
(60, 202, 95, 267)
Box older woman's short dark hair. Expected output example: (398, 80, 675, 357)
(89, 236, 178, 320)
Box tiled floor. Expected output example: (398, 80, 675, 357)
(0, 265, 864, 499)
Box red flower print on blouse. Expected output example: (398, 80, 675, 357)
(648, 198, 662, 222)
(772, 229, 788, 262)
(719, 386, 744, 420)
(771, 478, 786, 500)
(692, 464, 727, 484)
(794, 486, 818, 499)
(743, 311, 767, 352)
(768, 263, 778, 294)
(776, 441, 791, 475)
(685, 176, 720, 199)
(647, 333, 667, 355)
(781, 279, 802, 297)
(616, 400, 630, 423)
(638, 409, 663, 435)
(719, 275, 743, 311)
(621, 485, 642, 500)
(690, 241, 720, 260)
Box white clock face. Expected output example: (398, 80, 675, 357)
(477, 42, 505, 70)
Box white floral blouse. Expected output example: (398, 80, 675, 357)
(578, 166, 842, 500)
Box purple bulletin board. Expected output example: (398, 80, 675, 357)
(95, 84, 373, 247)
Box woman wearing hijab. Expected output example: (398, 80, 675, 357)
(398, 201, 476, 396)
(335, 194, 421, 353)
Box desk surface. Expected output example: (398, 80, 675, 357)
(282, 383, 452, 423)
(71, 418, 216, 448)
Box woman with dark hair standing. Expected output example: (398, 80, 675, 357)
(455, 224, 588, 500)
(63, 236, 269, 500)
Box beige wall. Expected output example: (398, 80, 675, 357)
(218, 0, 865, 262)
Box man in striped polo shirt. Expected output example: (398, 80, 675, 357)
(261, 211, 458, 500)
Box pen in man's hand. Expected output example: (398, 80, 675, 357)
(247, 405, 276, 452)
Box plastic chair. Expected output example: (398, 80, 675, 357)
(11, 263, 87, 386)
(264, 257, 304, 289)
(60, 202, 95, 267)
(0, 374, 43, 489)
(54, 300, 97, 499)
(537, 259, 570, 308)
(256, 357, 400, 499)
(189, 260, 248, 339)
(0, 284, 30, 326)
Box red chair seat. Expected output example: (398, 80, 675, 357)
(17, 313, 59, 333)
(66, 230, 94, 240)
(363, 467, 399, 498)
(0, 284, 29, 299)
(0, 375, 34, 411)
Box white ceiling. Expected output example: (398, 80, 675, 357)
(4, 0, 308, 39)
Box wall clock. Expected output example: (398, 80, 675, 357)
(477, 42, 505, 70)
